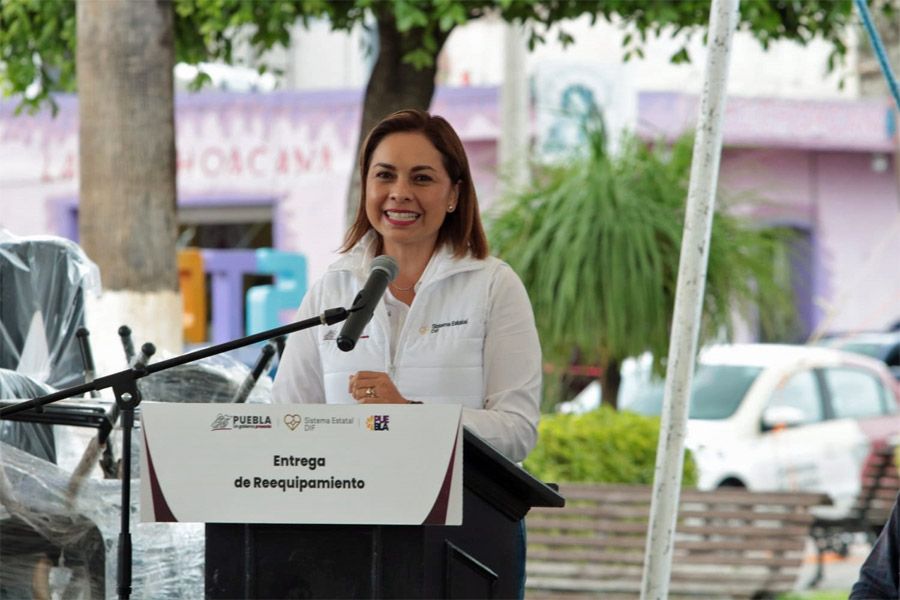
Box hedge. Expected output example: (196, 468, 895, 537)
(524, 405, 698, 486)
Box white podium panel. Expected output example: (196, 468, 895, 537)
(139, 403, 462, 525)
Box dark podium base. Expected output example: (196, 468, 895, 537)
(205, 429, 563, 599)
(206, 484, 516, 599)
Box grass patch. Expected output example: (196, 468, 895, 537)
(779, 590, 851, 600)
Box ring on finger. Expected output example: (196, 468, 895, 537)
(365, 387, 376, 398)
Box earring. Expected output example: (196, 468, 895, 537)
(448, 205, 454, 212)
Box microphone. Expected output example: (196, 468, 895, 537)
(337, 255, 399, 352)
(75, 327, 101, 398)
(118, 325, 136, 363)
(231, 341, 277, 403)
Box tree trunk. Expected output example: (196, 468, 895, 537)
(600, 357, 622, 410)
(77, 0, 182, 373)
(345, 8, 454, 224)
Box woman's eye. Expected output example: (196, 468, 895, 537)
(374, 171, 393, 180)
(414, 175, 433, 182)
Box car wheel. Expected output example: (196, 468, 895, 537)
(717, 478, 746, 489)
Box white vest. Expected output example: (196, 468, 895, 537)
(313, 242, 500, 410)
(273, 232, 543, 462)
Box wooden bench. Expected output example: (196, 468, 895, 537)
(810, 443, 899, 584)
(525, 483, 830, 599)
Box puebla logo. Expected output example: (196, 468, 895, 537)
(211, 413, 273, 431)
(366, 415, 390, 431)
(211, 414, 231, 431)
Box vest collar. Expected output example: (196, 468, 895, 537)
(329, 230, 485, 287)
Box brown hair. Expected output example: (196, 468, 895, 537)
(341, 108, 488, 259)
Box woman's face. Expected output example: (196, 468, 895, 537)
(365, 132, 459, 256)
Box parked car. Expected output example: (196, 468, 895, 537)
(817, 330, 900, 381)
(558, 344, 900, 517)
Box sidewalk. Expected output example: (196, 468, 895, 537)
(796, 537, 868, 594)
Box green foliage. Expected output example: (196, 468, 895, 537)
(523, 405, 698, 486)
(614, 0, 857, 67)
(0, 0, 76, 114)
(0, 0, 879, 114)
(486, 120, 798, 389)
(777, 591, 851, 600)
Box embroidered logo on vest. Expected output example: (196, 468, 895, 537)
(430, 319, 469, 334)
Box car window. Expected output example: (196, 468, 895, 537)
(821, 367, 889, 419)
(767, 370, 823, 424)
(834, 342, 886, 360)
(622, 364, 761, 420)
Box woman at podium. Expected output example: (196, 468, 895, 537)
(273, 109, 542, 598)
(272, 108, 542, 465)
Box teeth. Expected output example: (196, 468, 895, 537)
(386, 211, 419, 222)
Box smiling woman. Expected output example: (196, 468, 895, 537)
(272, 108, 541, 462)
(271, 109, 542, 597)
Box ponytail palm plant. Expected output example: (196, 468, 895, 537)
(487, 124, 798, 410)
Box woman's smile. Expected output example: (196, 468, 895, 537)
(384, 210, 421, 225)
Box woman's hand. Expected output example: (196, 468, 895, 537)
(349, 371, 409, 404)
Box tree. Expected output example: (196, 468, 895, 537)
(487, 121, 799, 410)
(0, 0, 325, 365)
(74, 0, 181, 369)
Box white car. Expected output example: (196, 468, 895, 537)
(559, 344, 900, 517)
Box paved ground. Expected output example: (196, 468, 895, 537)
(795, 537, 869, 594)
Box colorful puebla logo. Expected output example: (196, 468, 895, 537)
(366, 415, 390, 431)
(283, 414, 301, 431)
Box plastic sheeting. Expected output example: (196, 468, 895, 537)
(0, 370, 58, 464)
(139, 351, 274, 405)
(0, 230, 276, 598)
(0, 229, 102, 389)
(1, 440, 205, 599)
(0, 351, 274, 598)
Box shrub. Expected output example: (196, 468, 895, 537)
(524, 405, 698, 486)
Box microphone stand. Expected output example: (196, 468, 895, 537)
(0, 307, 350, 600)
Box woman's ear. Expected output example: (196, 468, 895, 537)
(448, 182, 460, 212)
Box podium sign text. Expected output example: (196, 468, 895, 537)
(139, 403, 463, 525)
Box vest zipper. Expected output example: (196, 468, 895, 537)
(390, 287, 423, 383)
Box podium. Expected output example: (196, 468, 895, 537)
(204, 428, 564, 599)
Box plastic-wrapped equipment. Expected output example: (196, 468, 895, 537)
(1, 440, 205, 599)
(0, 229, 101, 389)
(0, 229, 276, 598)
(138, 351, 274, 405)
(0, 369, 58, 463)
(0, 353, 273, 598)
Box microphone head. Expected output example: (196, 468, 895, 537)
(371, 255, 399, 282)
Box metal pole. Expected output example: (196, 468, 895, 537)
(640, 0, 740, 598)
(499, 20, 530, 195)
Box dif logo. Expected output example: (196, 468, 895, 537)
(366, 415, 390, 431)
(284, 414, 301, 431)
